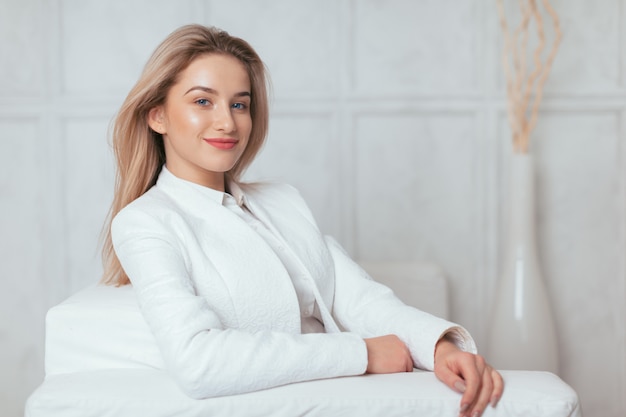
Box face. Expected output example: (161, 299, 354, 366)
(148, 53, 252, 190)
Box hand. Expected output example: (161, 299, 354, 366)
(434, 336, 504, 417)
(364, 335, 414, 374)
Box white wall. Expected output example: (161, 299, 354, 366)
(1, 1, 624, 416)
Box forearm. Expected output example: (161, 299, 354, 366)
(325, 236, 476, 370)
(159, 327, 367, 399)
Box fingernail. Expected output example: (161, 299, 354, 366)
(459, 403, 470, 414)
(490, 395, 499, 407)
(471, 411, 481, 417)
(454, 380, 467, 393)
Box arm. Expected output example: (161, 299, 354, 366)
(324, 235, 475, 370)
(111, 208, 367, 399)
(263, 185, 502, 414)
(325, 236, 503, 416)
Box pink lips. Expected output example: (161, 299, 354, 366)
(203, 138, 239, 150)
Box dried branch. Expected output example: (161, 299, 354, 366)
(513, 0, 532, 151)
(495, 0, 561, 153)
(496, 0, 521, 144)
(526, 0, 562, 143)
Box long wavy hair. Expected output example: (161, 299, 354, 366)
(101, 25, 270, 286)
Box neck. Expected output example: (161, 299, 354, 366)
(164, 163, 226, 191)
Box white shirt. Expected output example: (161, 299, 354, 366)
(208, 180, 326, 333)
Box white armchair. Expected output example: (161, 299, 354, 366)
(25, 262, 581, 417)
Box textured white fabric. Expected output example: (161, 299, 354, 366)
(26, 369, 582, 417)
(110, 167, 475, 398)
(223, 184, 325, 333)
(162, 175, 326, 333)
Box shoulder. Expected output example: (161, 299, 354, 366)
(239, 181, 305, 204)
(240, 181, 312, 213)
(111, 187, 181, 242)
(114, 186, 176, 220)
(238, 181, 317, 224)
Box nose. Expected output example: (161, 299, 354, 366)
(213, 104, 235, 133)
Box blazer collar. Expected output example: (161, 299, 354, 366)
(156, 166, 253, 210)
(155, 166, 228, 218)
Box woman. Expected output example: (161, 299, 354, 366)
(101, 24, 503, 417)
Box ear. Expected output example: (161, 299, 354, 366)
(147, 106, 166, 134)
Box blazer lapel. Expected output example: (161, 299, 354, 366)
(156, 169, 302, 333)
(241, 183, 340, 333)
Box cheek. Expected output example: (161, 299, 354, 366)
(167, 107, 203, 132)
(240, 115, 253, 137)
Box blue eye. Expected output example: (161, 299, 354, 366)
(195, 98, 210, 106)
(232, 102, 247, 110)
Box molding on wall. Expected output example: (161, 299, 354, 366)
(618, 105, 626, 414)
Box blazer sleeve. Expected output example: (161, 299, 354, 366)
(111, 206, 368, 399)
(324, 236, 477, 371)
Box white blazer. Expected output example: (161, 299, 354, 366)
(112, 167, 476, 399)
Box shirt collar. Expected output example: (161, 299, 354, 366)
(158, 166, 247, 208)
(226, 179, 247, 208)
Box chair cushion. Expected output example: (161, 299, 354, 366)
(44, 284, 163, 376)
(26, 369, 581, 417)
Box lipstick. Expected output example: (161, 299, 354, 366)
(203, 138, 238, 150)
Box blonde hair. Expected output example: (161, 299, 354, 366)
(101, 25, 270, 286)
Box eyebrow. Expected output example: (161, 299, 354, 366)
(184, 86, 251, 98)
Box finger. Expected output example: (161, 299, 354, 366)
(401, 343, 412, 373)
(469, 365, 494, 417)
(458, 355, 484, 414)
(434, 360, 467, 394)
(490, 368, 505, 407)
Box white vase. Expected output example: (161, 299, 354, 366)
(486, 153, 559, 374)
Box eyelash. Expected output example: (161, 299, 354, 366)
(194, 99, 247, 110)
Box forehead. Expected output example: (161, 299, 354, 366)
(175, 53, 250, 90)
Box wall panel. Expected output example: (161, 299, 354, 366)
(59, 0, 203, 97)
(353, 111, 481, 331)
(352, 0, 479, 96)
(207, 0, 342, 99)
(0, 119, 46, 417)
(62, 118, 115, 291)
(545, 0, 622, 94)
(0, 0, 44, 96)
